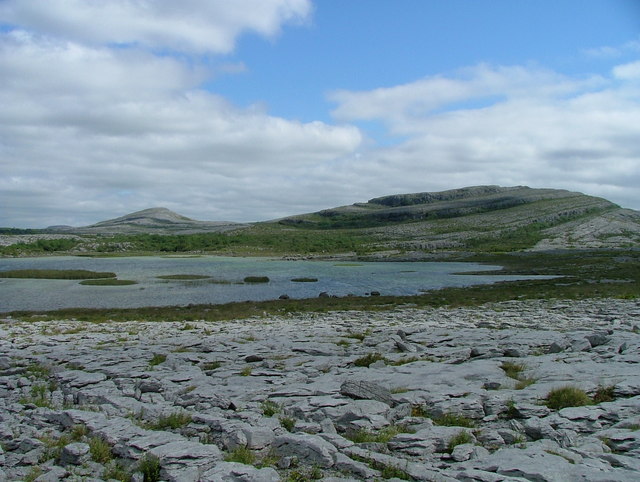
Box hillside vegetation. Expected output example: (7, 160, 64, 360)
(1, 186, 639, 256)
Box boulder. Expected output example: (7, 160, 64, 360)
(273, 433, 338, 468)
(339, 379, 395, 406)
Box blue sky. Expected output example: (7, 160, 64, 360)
(214, 0, 639, 121)
(0, 0, 639, 227)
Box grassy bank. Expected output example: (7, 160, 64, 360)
(4, 250, 638, 323)
(0, 269, 116, 280)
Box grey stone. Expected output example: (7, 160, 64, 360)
(33, 466, 69, 482)
(175, 385, 236, 410)
(586, 332, 610, 347)
(339, 379, 395, 406)
(60, 442, 91, 466)
(273, 433, 338, 468)
(334, 452, 380, 479)
(56, 370, 107, 388)
(201, 462, 280, 482)
(451, 443, 490, 462)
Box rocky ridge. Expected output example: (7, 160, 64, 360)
(1, 299, 640, 481)
(276, 186, 640, 251)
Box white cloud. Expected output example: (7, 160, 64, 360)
(1, 1, 639, 228)
(329, 63, 640, 211)
(613, 60, 640, 80)
(0, 0, 312, 53)
(0, 27, 362, 227)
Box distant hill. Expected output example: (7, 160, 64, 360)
(275, 185, 640, 251)
(24, 186, 640, 251)
(53, 207, 247, 235)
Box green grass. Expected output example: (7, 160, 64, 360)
(353, 352, 388, 367)
(157, 274, 210, 280)
(89, 437, 112, 463)
(447, 430, 473, 453)
(433, 413, 476, 428)
(593, 385, 616, 403)
(261, 400, 281, 417)
(225, 446, 256, 465)
(149, 354, 167, 366)
(345, 425, 411, 444)
(244, 276, 270, 283)
(500, 361, 537, 389)
(200, 361, 222, 371)
(146, 411, 192, 430)
(545, 386, 592, 410)
(80, 279, 138, 286)
(0, 269, 116, 279)
(26, 362, 51, 379)
(138, 453, 161, 482)
(280, 416, 296, 432)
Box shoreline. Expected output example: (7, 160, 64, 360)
(2, 298, 639, 480)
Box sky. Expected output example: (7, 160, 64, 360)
(1, 0, 639, 228)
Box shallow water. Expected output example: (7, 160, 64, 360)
(0, 256, 550, 312)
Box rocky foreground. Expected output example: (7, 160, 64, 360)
(1, 299, 640, 481)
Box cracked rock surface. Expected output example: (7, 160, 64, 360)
(1, 298, 639, 481)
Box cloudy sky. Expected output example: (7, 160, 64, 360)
(1, 0, 639, 227)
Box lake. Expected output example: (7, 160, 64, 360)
(0, 256, 550, 312)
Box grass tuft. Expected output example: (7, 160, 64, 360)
(89, 436, 112, 463)
(592, 385, 616, 404)
(261, 400, 281, 417)
(138, 453, 161, 482)
(545, 385, 592, 410)
(353, 352, 387, 367)
(447, 430, 473, 453)
(225, 445, 256, 465)
(433, 413, 476, 428)
(148, 354, 166, 367)
(146, 411, 192, 430)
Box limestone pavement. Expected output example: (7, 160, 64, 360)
(1, 298, 640, 481)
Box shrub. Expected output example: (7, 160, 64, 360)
(545, 386, 592, 410)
